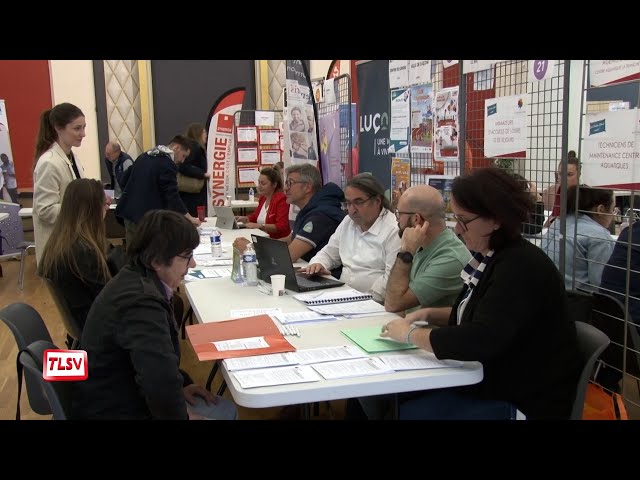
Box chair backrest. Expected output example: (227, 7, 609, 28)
(0, 302, 53, 415)
(42, 277, 82, 347)
(18, 340, 72, 420)
(570, 321, 610, 420)
(591, 291, 640, 377)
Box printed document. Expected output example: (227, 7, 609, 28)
(232, 365, 320, 388)
(223, 352, 297, 371)
(212, 336, 269, 351)
(311, 357, 394, 380)
(379, 353, 464, 370)
(292, 345, 368, 364)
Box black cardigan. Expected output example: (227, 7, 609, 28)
(430, 236, 581, 419)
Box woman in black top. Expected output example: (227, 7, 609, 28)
(381, 167, 581, 419)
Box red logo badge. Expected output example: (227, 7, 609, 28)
(43, 349, 88, 381)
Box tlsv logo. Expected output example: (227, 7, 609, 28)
(43, 349, 88, 381)
(360, 112, 389, 134)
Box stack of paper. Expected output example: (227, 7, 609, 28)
(274, 311, 338, 324)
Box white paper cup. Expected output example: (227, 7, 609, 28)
(270, 274, 286, 297)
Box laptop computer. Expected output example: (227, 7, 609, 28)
(214, 206, 245, 230)
(251, 235, 345, 292)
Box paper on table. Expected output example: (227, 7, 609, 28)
(213, 336, 269, 351)
(223, 352, 297, 371)
(311, 357, 394, 380)
(292, 345, 368, 365)
(341, 326, 418, 354)
(378, 353, 464, 371)
(275, 311, 338, 324)
(232, 365, 320, 389)
(186, 314, 295, 361)
(230, 308, 283, 318)
(307, 299, 386, 316)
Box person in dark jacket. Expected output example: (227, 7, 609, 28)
(72, 210, 238, 420)
(104, 141, 133, 200)
(115, 135, 200, 247)
(233, 163, 345, 264)
(601, 221, 640, 326)
(178, 123, 210, 217)
(380, 167, 581, 420)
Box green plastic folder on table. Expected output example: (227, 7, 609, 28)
(341, 326, 418, 354)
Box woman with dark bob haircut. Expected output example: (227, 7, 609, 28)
(380, 167, 582, 419)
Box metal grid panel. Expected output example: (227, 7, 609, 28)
(577, 61, 640, 408)
(314, 74, 353, 189)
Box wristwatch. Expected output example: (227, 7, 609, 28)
(397, 251, 414, 264)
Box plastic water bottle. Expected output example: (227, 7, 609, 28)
(210, 228, 222, 257)
(243, 243, 258, 285)
(248, 187, 255, 203)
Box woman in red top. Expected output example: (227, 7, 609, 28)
(235, 166, 291, 239)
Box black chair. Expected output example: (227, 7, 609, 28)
(42, 277, 82, 349)
(18, 340, 72, 420)
(591, 291, 640, 392)
(570, 321, 610, 420)
(0, 302, 53, 417)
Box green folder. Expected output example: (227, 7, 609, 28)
(341, 326, 418, 354)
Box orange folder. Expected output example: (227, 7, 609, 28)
(185, 314, 296, 361)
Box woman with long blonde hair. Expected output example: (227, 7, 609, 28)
(38, 178, 113, 333)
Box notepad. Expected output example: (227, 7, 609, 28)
(294, 288, 373, 306)
(341, 326, 418, 354)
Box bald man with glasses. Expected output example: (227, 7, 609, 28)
(384, 185, 470, 314)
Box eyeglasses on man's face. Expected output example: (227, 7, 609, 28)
(452, 214, 480, 231)
(342, 197, 372, 210)
(394, 209, 416, 220)
(284, 178, 308, 189)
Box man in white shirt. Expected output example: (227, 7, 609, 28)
(303, 173, 401, 303)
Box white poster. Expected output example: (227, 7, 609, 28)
(389, 89, 410, 154)
(528, 60, 556, 83)
(409, 60, 431, 85)
(442, 60, 459, 68)
(0, 100, 18, 203)
(463, 60, 503, 74)
(434, 87, 459, 162)
(323, 78, 337, 104)
(484, 94, 527, 158)
(590, 60, 640, 87)
(389, 60, 409, 89)
(582, 108, 640, 188)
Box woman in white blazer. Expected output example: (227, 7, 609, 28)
(32, 103, 85, 264)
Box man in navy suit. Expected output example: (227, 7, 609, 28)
(116, 135, 201, 247)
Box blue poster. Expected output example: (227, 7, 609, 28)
(356, 60, 391, 190)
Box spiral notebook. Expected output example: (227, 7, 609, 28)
(293, 288, 373, 306)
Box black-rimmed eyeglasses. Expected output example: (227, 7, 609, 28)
(394, 209, 416, 220)
(452, 214, 480, 231)
(342, 197, 372, 210)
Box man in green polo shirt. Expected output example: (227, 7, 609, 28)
(385, 184, 470, 313)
